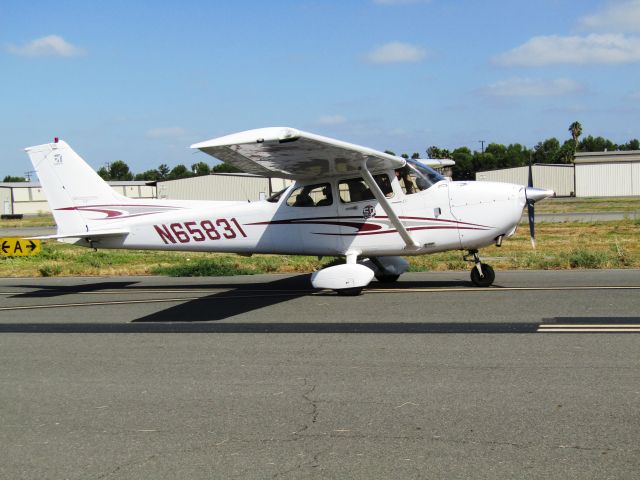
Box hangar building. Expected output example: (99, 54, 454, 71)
(2, 175, 292, 216)
(156, 173, 291, 202)
(573, 150, 640, 197)
(476, 150, 640, 197)
(1, 181, 156, 216)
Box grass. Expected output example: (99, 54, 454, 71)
(535, 196, 640, 214)
(0, 219, 638, 277)
(0, 213, 55, 228)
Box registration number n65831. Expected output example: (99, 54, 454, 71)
(153, 218, 247, 244)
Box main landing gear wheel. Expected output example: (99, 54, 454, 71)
(464, 250, 495, 287)
(470, 263, 495, 287)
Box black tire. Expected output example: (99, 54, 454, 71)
(375, 274, 400, 283)
(336, 287, 363, 296)
(470, 263, 495, 287)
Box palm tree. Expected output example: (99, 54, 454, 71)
(568, 121, 582, 146)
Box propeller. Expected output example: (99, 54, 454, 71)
(524, 157, 555, 249)
(527, 157, 536, 248)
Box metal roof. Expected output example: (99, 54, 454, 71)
(574, 150, 640, 164)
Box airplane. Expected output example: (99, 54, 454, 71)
(25, 127, 554, 295)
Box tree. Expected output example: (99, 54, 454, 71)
(168, 164, 192, 180)
(135, 169, 160, 181)
(619, 139, 640, 151)
(505, 143, 530, 168)
(411, 152, 420, 159)
(473, 152, 496, 172)
(97, 166, 110, 180)
(191, 162, 211, 176)
(578, 135, 617, 152)
(450, 147, 474, 180)
(211, 163, 242, 173)
(568, 121, 582, 146)
(3, 175, 26, 182)
(484, 143, 508, 168)
(108, 160, 133, 181)
(533, 138, 561, 163)
(157, 164, 170, 180)
(384, 149, 396, 156)
(427, 146, 450, 159)
(557, 140, 576, 164)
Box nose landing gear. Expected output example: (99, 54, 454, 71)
(464, 250, 495, 287)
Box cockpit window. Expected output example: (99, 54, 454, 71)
(402, 159, 444, 193)
(338, 174, 393, 203)
(286, 183, 333, 207)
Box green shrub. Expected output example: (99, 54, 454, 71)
(568, 250, 608, 269)
(152, 258, 261, 277)
(39, 264, 62, 277)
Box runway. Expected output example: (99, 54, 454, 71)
(1, 270, 639, 479)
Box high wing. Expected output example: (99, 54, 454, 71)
(191, 127, 406, 180)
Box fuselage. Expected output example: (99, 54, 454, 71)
(80, 172, 527, 258)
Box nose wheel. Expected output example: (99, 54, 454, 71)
(465, 250, 495, 287)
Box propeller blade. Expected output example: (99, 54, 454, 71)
(527, 200, 536, 249)
(527, 156, 535, 248)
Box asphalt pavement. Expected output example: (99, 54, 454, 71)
(0, 270, 639, 479)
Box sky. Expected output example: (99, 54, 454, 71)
(2, 0, 639, 176)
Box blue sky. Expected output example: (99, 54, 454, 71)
(2, 0, 639, 175)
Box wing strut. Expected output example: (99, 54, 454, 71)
(360, 160, 420, 250)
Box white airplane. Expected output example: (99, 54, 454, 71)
(26, 127, 553, 295)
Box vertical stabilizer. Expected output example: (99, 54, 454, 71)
(25, 140, 126, 235)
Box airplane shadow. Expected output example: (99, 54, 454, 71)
(10, 281, 140, 297)
(11, 275, 481, 323)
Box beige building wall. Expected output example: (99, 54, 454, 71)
(476, 165, 574, 197)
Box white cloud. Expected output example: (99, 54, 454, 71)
(7, 35, 85, 57)
(494, 33, 640, 66)
(578, 0, 640, 33)
(318, 115, 346, 125)
(366, 41, 427, 64)
(481, 78, 584, 97)
(146, 127, 187, 139)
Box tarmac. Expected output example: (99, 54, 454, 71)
(1, 270, 639, 479)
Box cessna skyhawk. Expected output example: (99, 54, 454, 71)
(26, 127, 553, 295)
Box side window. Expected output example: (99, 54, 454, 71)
(338, 174, 393, 203)
(395, 167, 417, 195)
(286, 183, 333, 207)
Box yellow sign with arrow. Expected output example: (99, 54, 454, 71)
(0, 238, 42, 257)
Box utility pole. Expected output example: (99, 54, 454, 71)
(478, 140, 485, 154)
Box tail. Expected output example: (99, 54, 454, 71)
(25, 140, 127, 235)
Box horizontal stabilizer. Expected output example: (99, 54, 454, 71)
(28, 229, 130, 241)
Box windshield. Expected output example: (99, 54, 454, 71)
(406, 158, 444, 191)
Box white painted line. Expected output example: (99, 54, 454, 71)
(538, 328, 640, 332)
(539, 324, 640, 328)
(368, 286, 640, 294)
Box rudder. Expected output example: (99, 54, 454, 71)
(25, 140, 126, 235)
